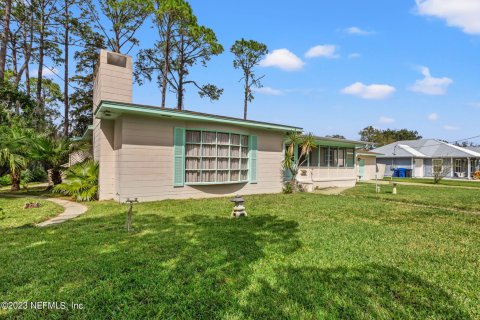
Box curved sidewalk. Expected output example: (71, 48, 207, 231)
(36, 198, 87, 227)
(0, 194, 87, 227)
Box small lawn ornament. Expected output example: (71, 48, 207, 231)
(125, 198, 138, 232)
(392, 182, 398, 195)
(231, 195, 247, 218)
(24, 202, 41, 209)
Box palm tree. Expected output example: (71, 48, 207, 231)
(0, 126, 30, 191)
(282, 132, 318, 189)
(54, 160, 99, 201)
(30, 135, 72, 185)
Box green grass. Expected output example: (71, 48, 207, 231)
(1, 188, 480, 319)
(0, 197, 63, 229)
(347, 183, 480, 212)
(384, 177, 480, 188)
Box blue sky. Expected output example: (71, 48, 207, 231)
(47, 0, 480, 142)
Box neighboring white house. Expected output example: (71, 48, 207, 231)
(373, 139, 480, 179)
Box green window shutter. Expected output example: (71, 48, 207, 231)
(249, 135, 258, 183)
(173, 127, 185, 187)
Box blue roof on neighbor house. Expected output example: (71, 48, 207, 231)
(373, 139, 480, 159)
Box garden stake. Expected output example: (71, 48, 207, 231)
(125, 198, 138, 232)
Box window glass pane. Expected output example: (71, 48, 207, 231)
(231, 134, 240, 145)
(185, 130, 249, 184)
(338, 148, 345, 167)
(346, 149, 355, 167)
(320, 147, 328, 166)
(218, 133, 229, 145)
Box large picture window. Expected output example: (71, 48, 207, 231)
(185, 130, 249, 184)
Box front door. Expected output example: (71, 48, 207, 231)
(414, 159, 424, 177)
(359, 159, 365, 179)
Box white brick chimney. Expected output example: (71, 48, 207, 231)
(93, 50, 133, 200)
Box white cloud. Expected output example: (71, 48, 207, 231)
(415, 0, 480, 34)
(345, 26, 374, 35)
(444, 124, 459, 131)
(348, 53, 361, 59)
(254, 86, 284, 96)
(427, 112, 439, 121)
(305, 45, 339, 59)
(379, 116, 395, 124)
(340, 82, 396, 100)
(259, 49, 304, 71)
(409, 67, 452, 95)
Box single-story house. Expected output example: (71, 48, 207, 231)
(293, 137, 370, 191)
(356, 149, 384, 180)
(373, 139, 480, 179)
(89, 50, 369, 201)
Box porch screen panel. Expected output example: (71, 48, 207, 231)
(185, 130, 250, 184)
(346, 149, 355, 167)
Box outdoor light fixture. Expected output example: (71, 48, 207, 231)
(230, 195, 247, 218)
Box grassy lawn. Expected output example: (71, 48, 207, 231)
(1, 188, 480, 319)
(348, 183, 480, 212)
(384, 177, 480, 188)
(0, 197, 63, 229)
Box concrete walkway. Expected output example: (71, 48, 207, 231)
(362, 180, 480, 190)
(0, 194, 87, 227)
(36, 198, 87, 227)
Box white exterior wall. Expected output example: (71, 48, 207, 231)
(297, 167, 357, 189)
(113, 115, 285, 202)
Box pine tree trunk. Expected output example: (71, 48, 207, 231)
(0, 0, 12, 84)
(161, 16, 172, 108)
(36, 3, 45, 108)
(11, 171, 20, 192)
(243, 75, 249, 120)
(63, 2, 70, 137)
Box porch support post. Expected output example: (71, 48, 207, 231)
(450, 157, 454, 178)
(467, 157, 471, 180)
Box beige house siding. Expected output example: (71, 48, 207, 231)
(93, 49, 133, 200)
(357, 155, 378, 180)
(111, 114, 285, 202)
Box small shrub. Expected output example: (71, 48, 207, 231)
(0, 175, 11, 186)
(53, 160, 99, 202)
(22, 166, 48, 183)
(282, 182, 294, 194)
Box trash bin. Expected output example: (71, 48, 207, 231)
(398, 168, 407, 178)
(406, 169, 412, 178)
(393, 169, 399, 177)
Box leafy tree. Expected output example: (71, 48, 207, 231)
(230, 39, 268, 120)
(94, 0, 150, 53)
(135, 0, 223, 109)
(28, 77, 62, 130)
(69, 28, 106, 137)
(30, 135, 71, 185)
(326, 134, 346, 139)
(54, 159, 99, 201)
(0, 126, 31, 191)
(359, 126, 422, 147)
(0, 77, 36, 126)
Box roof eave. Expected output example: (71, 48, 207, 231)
(95, 100, 303, 132)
